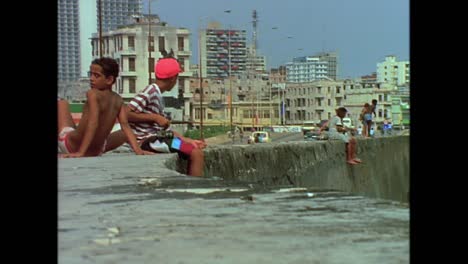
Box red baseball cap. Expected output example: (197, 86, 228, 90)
(155, 58, 182, 79)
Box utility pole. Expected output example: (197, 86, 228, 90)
(148, 0, 152, 85)
(198, 21, 204, 140)
(224, 10, 233, 138)
(98, 0, 103, 58)
(229, 26, 233, 138)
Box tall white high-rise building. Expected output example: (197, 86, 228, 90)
(286, 52, 338, 83)
(58, 0, 81, 82)
(96, 0, 142, 32)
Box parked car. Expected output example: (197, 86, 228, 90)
(304, 131, 329, 141)
(248, 131, 271, 144)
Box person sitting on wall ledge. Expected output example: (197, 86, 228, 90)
(327, 107, 362, 165)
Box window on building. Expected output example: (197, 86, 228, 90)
(328, 112, 331, 119)
(129, 57, 135, 71)
(129, 79, 136, 93)
(378, 110, 383, 118)
(128, 36, 135, 49)
(178, 36, 184, 51)
(328, 99, 331, 106)
(379, 95, 383, 101)
(208, 113, 213, 119)
(158, 36, 165, 52)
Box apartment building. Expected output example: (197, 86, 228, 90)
(343, 78, 395, 126)
(96, 0, 142, 32)
(200, 22, 247, 79)
(58, 0, 81, 82)
(284, 80, 345, 124)
(377, 55, 410, 86)
(285, 52, 338, 83)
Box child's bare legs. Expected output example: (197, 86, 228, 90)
(188, 148, 204, 176)
(349, 137, 362, 163)
(346, 143, 358, 165)
(104, 130, 127, 152)
(58, 99, 76, 134)
(362, 123, 368, 137)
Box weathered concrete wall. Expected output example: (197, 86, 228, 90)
(182, 136, 409, 203)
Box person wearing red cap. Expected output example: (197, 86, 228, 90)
(106, 57, 207, 176)
(58, 57, 153, 158)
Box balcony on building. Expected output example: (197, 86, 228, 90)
(120, 71, 138, 77)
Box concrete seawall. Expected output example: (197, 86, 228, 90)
(175, 136, 409, 203)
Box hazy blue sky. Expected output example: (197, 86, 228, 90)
(143, 0, 409, 79)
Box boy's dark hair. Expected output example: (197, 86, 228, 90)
(337, 107, 348, 113)
(91, 57, 119, 84)
(372, 99, 378, 104)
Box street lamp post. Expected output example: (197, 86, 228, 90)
(229, 25, 233, 139)
(198, 18, 206, 140)
(224, 10, 234, 140)
(98, 0, 103, 58)
(148, 0, 153, 85)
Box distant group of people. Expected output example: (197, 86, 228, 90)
(318, 99, 381, 165)
(58, 52, 206, 176)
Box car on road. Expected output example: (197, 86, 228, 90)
(248, 131, 271, 144)
(304, 130, 329, 141)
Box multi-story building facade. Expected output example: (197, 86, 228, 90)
(284, 80, 345, 124)
(285, 52, 338, 83)
(96, 0, 142, 32)
(316, 52, 338, 80)
(200, 22, 247, 79)
(246, 46, 266, 73)
(343, 78, 395, 127)
(377, 55, 410, 86)
(90, 15, 193, 120)
(58, 0, 81, 82)
(391, 84, 410, 127)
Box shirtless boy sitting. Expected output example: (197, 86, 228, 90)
(58, 57, 153, 158)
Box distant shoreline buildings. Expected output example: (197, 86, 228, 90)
(59, 4, 410, 129)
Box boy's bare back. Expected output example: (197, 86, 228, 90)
(69, 89, 123, 156)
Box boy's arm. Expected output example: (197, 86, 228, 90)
(117, 105, 153, 155)
(319, 121, 329, 132)
(73, 90, 99, 157)
(126, 105, 171, 129)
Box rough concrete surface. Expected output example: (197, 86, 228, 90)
(59, 154, 409, 264)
